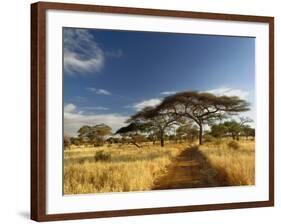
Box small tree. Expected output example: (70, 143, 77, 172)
(115, 122, 146, 148)
(176, 123, 199, 142)
(77, 124, 112, 146)
(91, 124, 112, 146)
(210, 123, 228, 138)
(223, 120, 241, 140)
(129, 106, 182, 147)
(242, 125, 255, 140)
(70, 137, 82, 146)
(64, 135, 71, 150)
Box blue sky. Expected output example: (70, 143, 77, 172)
(63, 27, 255, 136)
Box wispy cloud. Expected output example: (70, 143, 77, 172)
(86, 87, 112, 95)
(64, 103, 128, 136)
(81, 106, 109, 111)
(64, 28, 104, 75)
(69, 96, 86, 103)
(205, 87, 249, 100)
(131, 98, 162, 111)
(160, 91, 176, 95)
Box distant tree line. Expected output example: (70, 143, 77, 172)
(64, 91, 254, 149)
(210, 118, 255, 140)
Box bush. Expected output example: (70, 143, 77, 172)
(213, 139, 222, 146)
(94, 138, 105, 147)
(228, 140, 240, 150)
(204, 135, 216, 143)
(94, 150, 111, 161)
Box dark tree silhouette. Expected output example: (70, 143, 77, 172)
(176, 123, 199, 142)
(158, 91, 250, 145)
(242, 125, 255, 139)
(210, 123, 228, 138)
(129, 106, 182, 147)
(115, 122, 147, 148)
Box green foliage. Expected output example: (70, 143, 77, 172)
(228, 140, 240, 150)
(158, 91, 250, 145)
(242, 125, 255, 139)
(176, 124, 199, 142)
(70, 137, 82, 146)
(94, 137, 105, 147)
(223, 121, 241, 140)
(210, 124, 228, 138)
(94, 150, 111, 161)
(106, 137, 120, 144)
(64, 136, 71, 150)
(203, 134, 216, 143)
(210, 119, 255, 141)
(77, 124, 112, 146)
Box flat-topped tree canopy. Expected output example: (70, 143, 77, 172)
(128, 106, 183, 147)
(158, 91, 250, 144)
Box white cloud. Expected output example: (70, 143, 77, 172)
(132, 98, 162, 111)
(160, 91, 176, 95)
(81, 106, 109, 111)
(64, 103, 76, 113)
(205, 87, 249, 99)
(64, 28, 104, 74)
(86, 87, 112, 95)
(64, 104, 128, 136)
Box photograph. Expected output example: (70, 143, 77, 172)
(63, 27, 256, 195)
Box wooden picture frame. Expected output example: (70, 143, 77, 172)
(31, 1, 274, 221)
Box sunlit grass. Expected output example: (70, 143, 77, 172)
(64, 139, 255, 195)
(199, 139, 255, 185)
(64, 143, 184, 194)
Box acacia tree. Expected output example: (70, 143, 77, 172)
(223, 121, 242, 140)
(176, 123, 199, 142)
(158, 91, 250, 145)
(77, 124, 112, 146)
(242, 125, 255, 139)
(129, 106, 182, 147)
(210, 123, 228, 139)
(115, 122, 147, 148)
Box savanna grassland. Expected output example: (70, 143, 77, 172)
(64, 143, 184, 194)
(199, 139, 255, 186)
(64, 139, 255, 195)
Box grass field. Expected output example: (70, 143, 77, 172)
(64, 139, 255, 195)
(199, 140, 255, 186)
(64, 143, 184, 194)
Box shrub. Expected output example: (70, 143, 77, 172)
(94, 150, 111, 161)
(228, 140, 240, 150)
(204, 135, 216, 143)
(213, 139, 222, 146)
(94, 138, 105, 147)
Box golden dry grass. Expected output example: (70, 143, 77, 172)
(64, 139, 255, 195)
(199, 139, 255, 186)
(64, 143, 184, 194)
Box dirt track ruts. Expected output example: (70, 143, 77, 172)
(152, 146, 228, 190)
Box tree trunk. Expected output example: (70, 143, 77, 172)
(132, 141, 141, 148)
(160, 130, 164, 147)
(160, 138, 164, 147)
(199, 124, 203, 145)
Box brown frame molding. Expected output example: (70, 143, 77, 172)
(31, 1, 274, 221)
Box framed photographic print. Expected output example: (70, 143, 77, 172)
(31, 1, 274, 221)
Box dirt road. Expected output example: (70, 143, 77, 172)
(153, 146, 228, 190)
